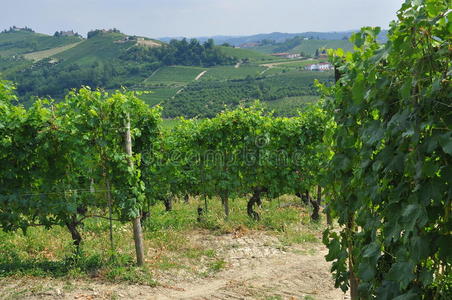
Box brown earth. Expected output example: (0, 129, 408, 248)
(0, 231, 348, 300)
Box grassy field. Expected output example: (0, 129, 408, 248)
(0, 195, 320, 285)
(23, 42, 82, 61)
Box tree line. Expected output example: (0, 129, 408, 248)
(120, 38, 238, 67)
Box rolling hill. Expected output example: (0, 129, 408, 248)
(0, 29, 82, 57)
(1, 27, 335, 117)
(159, 30, 388, 46)
(247, 38, 354, 56)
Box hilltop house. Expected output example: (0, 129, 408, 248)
(61, 30, 75, 36)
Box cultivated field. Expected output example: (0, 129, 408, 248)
(23, 42, 82, 61)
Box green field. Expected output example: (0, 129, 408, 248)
(218, 46, 275, 62)
(162, 70, 333, 118)
(264, 95, 319, 116)
(0, 30, 82, 57)
(23, 41, 82, 61)
(290, 39, 353, 55)
(137, 87, 178, 106)
(248, 39, 353, 56)
(201, 65, 266, 81)
(53, 32, 134, 66)
(144, 66, 206, 85)
(1, 29, 335, 118)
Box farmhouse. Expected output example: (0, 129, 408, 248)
(305, 62, 333, 71)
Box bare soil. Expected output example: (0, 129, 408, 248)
(0, 231, 348, 300)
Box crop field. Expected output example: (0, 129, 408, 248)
(264, 95, 319, 116)
(144, 66, 206, 85)
(52, 33, 134, 66)
(218, 46, 275, 62)
(137, 87, 178, 106)
(290, 39, 353, 55)
(247, 39, 353, 57)
(200, 65, 266, 81)
(23, 42, 82, 61)
(0, 31, 82, 57)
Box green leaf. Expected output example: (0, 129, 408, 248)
(352, 73, 366, 104)
(439, 132, 452, 155)
(358, 262, 376, 281)
(387, 262, 415, 290)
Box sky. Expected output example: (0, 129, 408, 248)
(1, 0, 404, 38)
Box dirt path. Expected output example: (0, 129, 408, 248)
(0, 232, 347, 300)
(195, 70, 207, 81)
(259, 67, 270, 76)
(144, 67, 161, 83)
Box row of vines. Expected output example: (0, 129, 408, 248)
(321, 0, 451, 299)
(0, 81, 330, 266)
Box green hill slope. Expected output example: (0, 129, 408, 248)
(53, 32, 137, 66)
(248, 38, 353, 56)
(1, 28, 332, 117)
(0, 30, 82, 57)
(289, 40, 353, 55)
(218, 46, 275, 62)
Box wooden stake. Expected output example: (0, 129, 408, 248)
(124, 114, 145, 266)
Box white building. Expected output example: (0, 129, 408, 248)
(271, 53, 301, 59)
(305, 62, 333, 71)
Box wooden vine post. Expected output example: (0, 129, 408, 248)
(124, 113, 145, 266)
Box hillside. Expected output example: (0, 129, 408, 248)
(2, 30, 249, 101)
(0, 29, 82, 57)
(217, 46, 275, 62)
(52, 31, 136, 66)
(1, 28, 333, 117)
(159, 30, 388, 46)
(247, 38, 353, 56)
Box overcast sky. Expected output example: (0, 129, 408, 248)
(2, 0, 403, 38)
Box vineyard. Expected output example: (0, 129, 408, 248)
(0, 0, 451, 299)
(162, 71, 333, 118)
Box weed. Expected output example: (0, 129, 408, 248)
(0, 194, 319, 285)
(208, 259, 226, 272)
